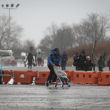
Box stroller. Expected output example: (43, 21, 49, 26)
(53, 66, 71, 87)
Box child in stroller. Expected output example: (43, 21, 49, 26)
(53, 66, 71, 87)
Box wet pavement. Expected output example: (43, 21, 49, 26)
(0, 84, 110, 110)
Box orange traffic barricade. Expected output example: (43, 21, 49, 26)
(72, 71, 100, 84)
(14, 70, 38, 84)
(3, 70, 13, 83)
(72, 71, 87, 84)
(35, 71, 50, 84)
(98, 71, 110, 85)
(64, 70, 74, 82)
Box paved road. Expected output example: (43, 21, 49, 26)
(0, 84, 110, 110)
(1, 62, 110, 110)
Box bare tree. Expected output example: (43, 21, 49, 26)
(0, 15, 23, 49)
(38, 23, 76, 55)
(73, 13, 110, 45)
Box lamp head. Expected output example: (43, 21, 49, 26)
(6, 4, 9, 7)
(11, 4, 14, 7)
(1, 4, 4, 7)
(16, 4, 20, 7)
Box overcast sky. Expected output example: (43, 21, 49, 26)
(0, 0, 110, 46)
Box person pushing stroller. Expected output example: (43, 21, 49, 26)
(45, 48, 62, 87)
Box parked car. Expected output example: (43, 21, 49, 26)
(1, 55, 17, 66)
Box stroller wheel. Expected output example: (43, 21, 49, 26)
(61, 84, 64, 87)
(68, 83, 71, 87)
(54, 84, 57, 87)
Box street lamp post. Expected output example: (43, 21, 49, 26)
(1, 4, 20, 50)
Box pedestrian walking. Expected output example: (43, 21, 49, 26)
(27, 52, 34, 69)
(93, 56, 97, 71)
(97, 56, 105, 72)
(61, 51, 68, 70)
(75, 49, 86, 70)
(85, 56, 93, 71)
(107, 58, 110, 71)
(45, 48, 62, 87)
(102, 52, 106, 61)
(73, 53, 79, 70)
(36, 52, 43, 66)
(73, 52, 76, 61)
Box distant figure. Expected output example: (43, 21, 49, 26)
(24, 53, 28, 67)
(27, 52, 34, 69)
(93, 56, 97, 71)
(75, 49, 86, 70)
(73, 53, 79, 69)
(102, 52, 106, 61)
(97, 56, 105, 72)
(107, 58, 110, 71)
(36, 52, 43, 66)
(85, 56, 93, 71)
(61, 51, 68, 70)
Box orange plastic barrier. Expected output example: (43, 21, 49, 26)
(64, 70, 74, 82)
(86, 71, 101, 84)
(71, 71, 101, 84)
(35, 71, 50, 84)
(3, 70, 13, 83)
(3, 69, 104, 85)
(14, 70, 38, 84)
(98, 71, 110, 85)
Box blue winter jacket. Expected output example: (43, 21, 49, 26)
(107, 59, 110, 67)
(48, 48, 62, 66)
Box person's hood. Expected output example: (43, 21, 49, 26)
(51, 48, 55, 54)
(81, 49, 85, 54)
(51, 48, 61, 55)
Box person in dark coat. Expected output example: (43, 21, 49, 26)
(97, 56, 105, 72)
(102, 52, 106, 61)
(73, 53, 79, 70)
(85, 56, 93, 71)
(61, 51, 68, 70)
(27, 52, 34, 69)
(75, 49, 86, 70)
(107, 58, 110, 71)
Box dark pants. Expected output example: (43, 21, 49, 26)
(62, 66, 66, 70)
(93, 64, 96, 71)
(28, 60, 33, 69)
(28, 62, 32, 69)
(0, 70, 3, 84)
(47, 65, 57, 82)
(99, 67, 103, 72)
(37, 58, 42, 66)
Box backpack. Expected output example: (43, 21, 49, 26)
(28, 54, 33, 60)
(73, 61, 77, 66)
(73, 56, 78, 66)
